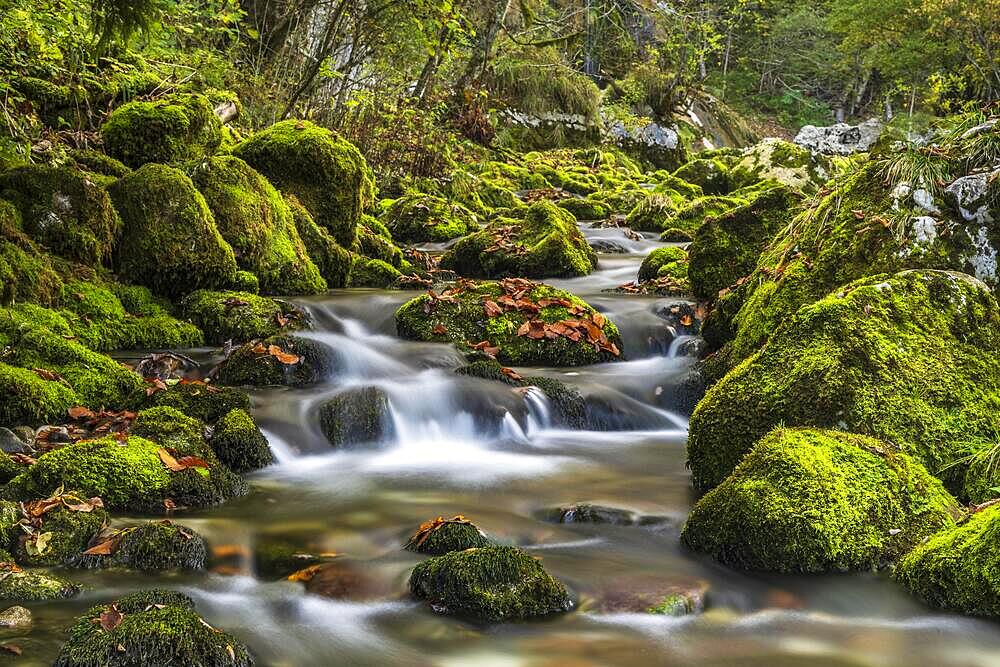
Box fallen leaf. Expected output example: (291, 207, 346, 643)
(483, 299, 502, 317)
(68, 406, 96, 420)
(501, 367, 522, 381)
(0, 644, 21, 656)
(432, 324, 448, 336)
(100, 605, 123, 632)
(82, 539, 117, 556)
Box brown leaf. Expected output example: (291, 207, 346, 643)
(82, 539, 117, 556)
(852, 209, 866, 220)
(175, 456, 211, 470)
(68, 406, 96, 420)
(500, 367, 522, 381)
(287, 564, 323, 583)
(0, 644, 21, 656)
(158, 448, 183, 472)
(144, 378, 168, 397)
(100, 605, 123, 632)
(34, 368, 65, 383)
(592, 312, 606, 328)
(483, 299, 502, 317)
(267, 344, 301, 365)
(432, 324, 448, 336)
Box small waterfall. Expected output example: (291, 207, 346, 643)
(259, 428, 296, 464)
(524, 386, 554, 434)
(667, 334, 699, 358)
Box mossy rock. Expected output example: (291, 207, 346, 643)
(682, 428, 960, 572)
(318, 386, 393, 448)
(589, 188, 649, 215)
(381, 192, 479, 244)
(355, 219, 403, 268)
(395, 280, 622, 367)
(556, 197, 611, 221)
(180, 290, 298, 345)
(100, 93, 223, 168)
(673, 157, 733, 195)
(54, 589, 254, 667)
(404, 517, 494, 556)
(233, 119, 373, 248)
(638, 246, 687, 282)
(68, 149, 131, 179)
(0, 306, 145, 423)
(657, 195, 748, 238)
(109, 164, 239, 299)
(191, 156, 326, 295)
(895, 504, 1000, 617)
(539, 503, 638, 525)
(286, 194, 352, 288)
(0, 165, 120, 264)
(687, 270, 1000, 494)
(3, 419, 247, 513)
(143, 383, 251, 424)
(454, 360, 587, 428)
(58, 281, 203, 351)
(0, 201, 65, 305)
(409, 545, 572, 623)
(728, 138, 831, 193)
(440, 201, 597, 279)
(349, 257, 402, 288)
(14, 501, 109, 567)
(215, 335, 334, 388)
(625, 193, 685, 232)
(687, 184, 801, 300)
(70, 521, 208, 572)
(0, 561, 79, 601)
(210, 408, 273, 473)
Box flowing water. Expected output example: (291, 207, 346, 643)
(16, 224, 1000, 666)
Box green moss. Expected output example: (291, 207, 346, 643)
(0, 362, 76, 426)
(682, 428, 960, 572)
(441, 201, 597, 279)
(0, 165, 120, 265)
(318, 386, 392, 448)
(0, 306, 145, 414)
(215, 334, 333, 388)
(895, 504, 1000, 617)
(54, 589, 253, 667)
(657, 195, 748, 238)
(381, 192, 478, 244)
(210, 408, 273, 473)
(355, 218, 403, 267)
(409, 545, 572, 622)
(100, 93, 222, 168)
(191, 156, 326, 295)
(143, 383, 250, 424)
(687, 270, 1000, 494)
(286, 194, 353, 288)
(71, 521, 208, 572)
(180, 290, 297, 345)
(0, 214, 65, 306)
(728, 138, 831, 193)
(109, 164, 238, 299)
(233, 119, 374, 248)
(0, 562, 79, 601)
(687, 184, 801, 300)
(638, 246, 687, 282)
(625, 193, 681, 232)
(14, 500, 108, 567)
(673, 157, 733, 195)
(652, 172, 704, 200)
(555, 197, 611, 221)
(404, 518, 494, 555)
(589, 188, 649, 215)
(454, 360, 586, 428)
(68, 150, 130, 179)
(349, 257, 401, 288)
(397, 281, 621, 367)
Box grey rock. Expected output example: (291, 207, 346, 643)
(794, 118, 882, 155)
(0, 428, 31, 455)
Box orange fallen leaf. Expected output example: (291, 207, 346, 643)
(100, 605, 123, 632)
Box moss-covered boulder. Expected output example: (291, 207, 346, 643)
(381, 193, 479, 244)
(191, 156, 326, 295)
(286, 194, 353, 288)
(657, 195, 748, 240)
(638, 246, 687, 282)
(214, 335, 334, 388)
(395, 280, 622, 366)
(687, 270, 1000, 493)
(14, 498, 108, 567)
(0, 165, 120, 264)
(180, 290, 300, 345)
(687, 184, 801, 300)
(625, 193, 683, 232)
(71, 521, 208, 572)
(673, 156, 733, 195)
(409, 545, 572, 623)
(556, 197, 611, 221)
(354, 218, 403, 267)
(895, 504, 1000, 617)
(210, 408, 273, 473)
(54, 590, 253, 667)
(682, 428, 960, 572)
(0, 306, 144, 425)
(68, 149, 131, 179)
(4, 412, 247, 513)
(0, 200, 65, 305)
(143, 382, 250, 424)
(349, 257, 401, 288)
(728, 138, 831, 193)
(109, 164, 239, 298)
(440, 201, 597, 279)
(100, 93, 223, 168)
(233, 119, 373, 248)
(403, 516, 494, 555)
(0, 560, 79, 601)
(455, 360, 587, 428)
(318, 386, 393, 448)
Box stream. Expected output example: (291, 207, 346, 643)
(15, 224, 1000, 666)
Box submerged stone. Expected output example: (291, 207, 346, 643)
(539, 503, 638, 525)
(0, 561, 79, 601)
(0, 605, 31, 629)
(409, 545, 572, 623)
(54, 589, 254, 667)
(682, 428, 960, 572)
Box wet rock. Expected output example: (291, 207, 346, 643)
(180, 290, 305, 345)
(0, 428, 30, 455)
(54, 590, 254, 667)
(638, 247, 687, 283)
(142, 382, 251, 424)
(728, 138, 831, 193)
(588, 239, 629, 254)
(295, 559, 393, 601)
(70, 521, 208, 572)
(380, 192, 478, 244)
(253, 538, 329, 580)
(210, 408, 274, 473)
(794, 119, 882, 155)
(101, 93, 222, 168)
(682, 428, 960, 572)
(587, 576, 708, 615)
(318, 386, 394, 448)
(0, 559, 79, 600)
(0, 605, 31, 629)
(608, 121, 689, 171)
(409, 545, 573, 623)
(403, 516, 494, 555)
(13, 498, 108, 567)
(539, 503, 638, 525)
